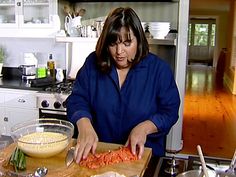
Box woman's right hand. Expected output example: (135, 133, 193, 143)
(74, 118, 98, 163)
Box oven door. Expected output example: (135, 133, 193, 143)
(39, 108, 78, 138)
(39, 108, 68, 121)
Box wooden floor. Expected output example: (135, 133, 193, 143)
(180, 64, 236, 159)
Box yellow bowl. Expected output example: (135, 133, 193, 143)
(11, 118, 74, 158)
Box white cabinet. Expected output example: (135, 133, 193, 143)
(0, 0, 60, 37)
(0, 89, 38, 135)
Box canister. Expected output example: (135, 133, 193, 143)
(37, 65, 47, 78)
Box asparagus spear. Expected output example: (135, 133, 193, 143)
(9, 147, 26, 171)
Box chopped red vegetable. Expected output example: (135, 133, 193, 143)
(79, 147, 138, 169)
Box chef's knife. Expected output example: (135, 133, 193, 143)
(65, 146, 75, 167)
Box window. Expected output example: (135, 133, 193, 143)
(194, 24, 209, 46)
(188, 18, 216, 66)
(211, 24, 216, 47)
(189, 19, 216, 47)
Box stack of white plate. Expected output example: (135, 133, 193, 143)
(148, 22, 170, 39)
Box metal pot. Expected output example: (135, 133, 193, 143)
(176, 169, 216, 177)
(19, 64, 36, 76)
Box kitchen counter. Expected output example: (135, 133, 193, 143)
(0, 135, 160, 177)
(0, 67, 44, 91)
(0, 141, 156, 177)
(0, 77, 45, 91)
(0, 67, 63, 91)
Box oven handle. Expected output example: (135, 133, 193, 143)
(39, 109, 67, 116)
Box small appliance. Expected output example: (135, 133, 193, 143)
(18, 64, 36, 81)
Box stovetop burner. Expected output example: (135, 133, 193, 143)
(154, 156, 186, 177)
(44, 81, 74, 95)
(187, 156, 231, 172)
(153, 155, 232, 177)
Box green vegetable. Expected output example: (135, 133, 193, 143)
(9, 147, 26, 172)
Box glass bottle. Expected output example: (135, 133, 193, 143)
(47, 54, 55, 80)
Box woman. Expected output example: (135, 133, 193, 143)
(67, 7, 180, 163)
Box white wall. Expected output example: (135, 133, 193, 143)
(0, 38, 66, 69)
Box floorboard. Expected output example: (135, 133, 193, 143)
(180, 65, 236, 159)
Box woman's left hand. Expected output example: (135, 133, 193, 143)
(125, 120, 158, 159)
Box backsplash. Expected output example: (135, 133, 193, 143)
(58, 1, 179, 32)
(0, 38, 66, 69)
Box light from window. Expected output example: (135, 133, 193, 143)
(194, 24, 208, 46)
(188, 24, 192, 46)
(211, 24, 216, 46)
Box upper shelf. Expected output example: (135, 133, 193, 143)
(147, 38, 176, 46)
(55, 36, 176, 46)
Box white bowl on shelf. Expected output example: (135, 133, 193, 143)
(143, 21, 170, 39)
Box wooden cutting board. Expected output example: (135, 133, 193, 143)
(0, 140, 152, 177)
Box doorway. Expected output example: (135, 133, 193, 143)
(188, 18, 216, 66)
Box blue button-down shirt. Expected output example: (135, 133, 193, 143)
(67, 52, 180, 156)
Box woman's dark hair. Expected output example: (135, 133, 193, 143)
(95, 7, 149, 73)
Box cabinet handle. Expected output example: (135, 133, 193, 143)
(4, 117, 8, 122)
(18, 98, 26, 103)
(17, 2, 21, 6)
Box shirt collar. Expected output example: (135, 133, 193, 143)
(109, 54, 149, 77)
(132, 55, 149, 71)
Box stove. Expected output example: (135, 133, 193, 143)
(187, 155, 231, 172)
(153, 155, 232, 177)
(37, 81, 74, 110)
(36, 81, 74, 120)
(44, 81, 74, 95)
(154, 156, 187, 177)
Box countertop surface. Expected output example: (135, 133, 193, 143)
(0, 77, 45, 91)
(0, 140, 158, 177)
(0, 67, 60, 91)
(0, 76, 63, 92)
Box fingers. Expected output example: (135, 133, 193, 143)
(74, 141, 82, 163)
(74, 118, 98, 163)
(74, 136, 98, 163)
(128, 125, 147, 159)
(82, 143, 94, 159)
(91, 140, 98, 155)
(137, 144, 144, 159)
(74, 141, 92, 163)
(124, 140, 129, 147)
(130, 140, 144, 159)
(130, 141, 137, 156)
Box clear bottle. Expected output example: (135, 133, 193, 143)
(47, 54, 55, 80)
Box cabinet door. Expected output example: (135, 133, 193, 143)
(0, 92, 4, 106)
(0, 107, 8, 135)
(0, 0, 59, 37)
(0, 0, 18, 27)
(5, 107, 38, 135)
(4, 92, 36, 108)
(20, 0, 52, 27)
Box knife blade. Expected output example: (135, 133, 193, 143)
(65, 146, 75, 167)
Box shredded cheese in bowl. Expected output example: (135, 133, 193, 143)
(11, 119, 74, 159)
(18, 132, 69, 158)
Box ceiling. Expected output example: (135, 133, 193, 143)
(190, 0, 230, 11)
